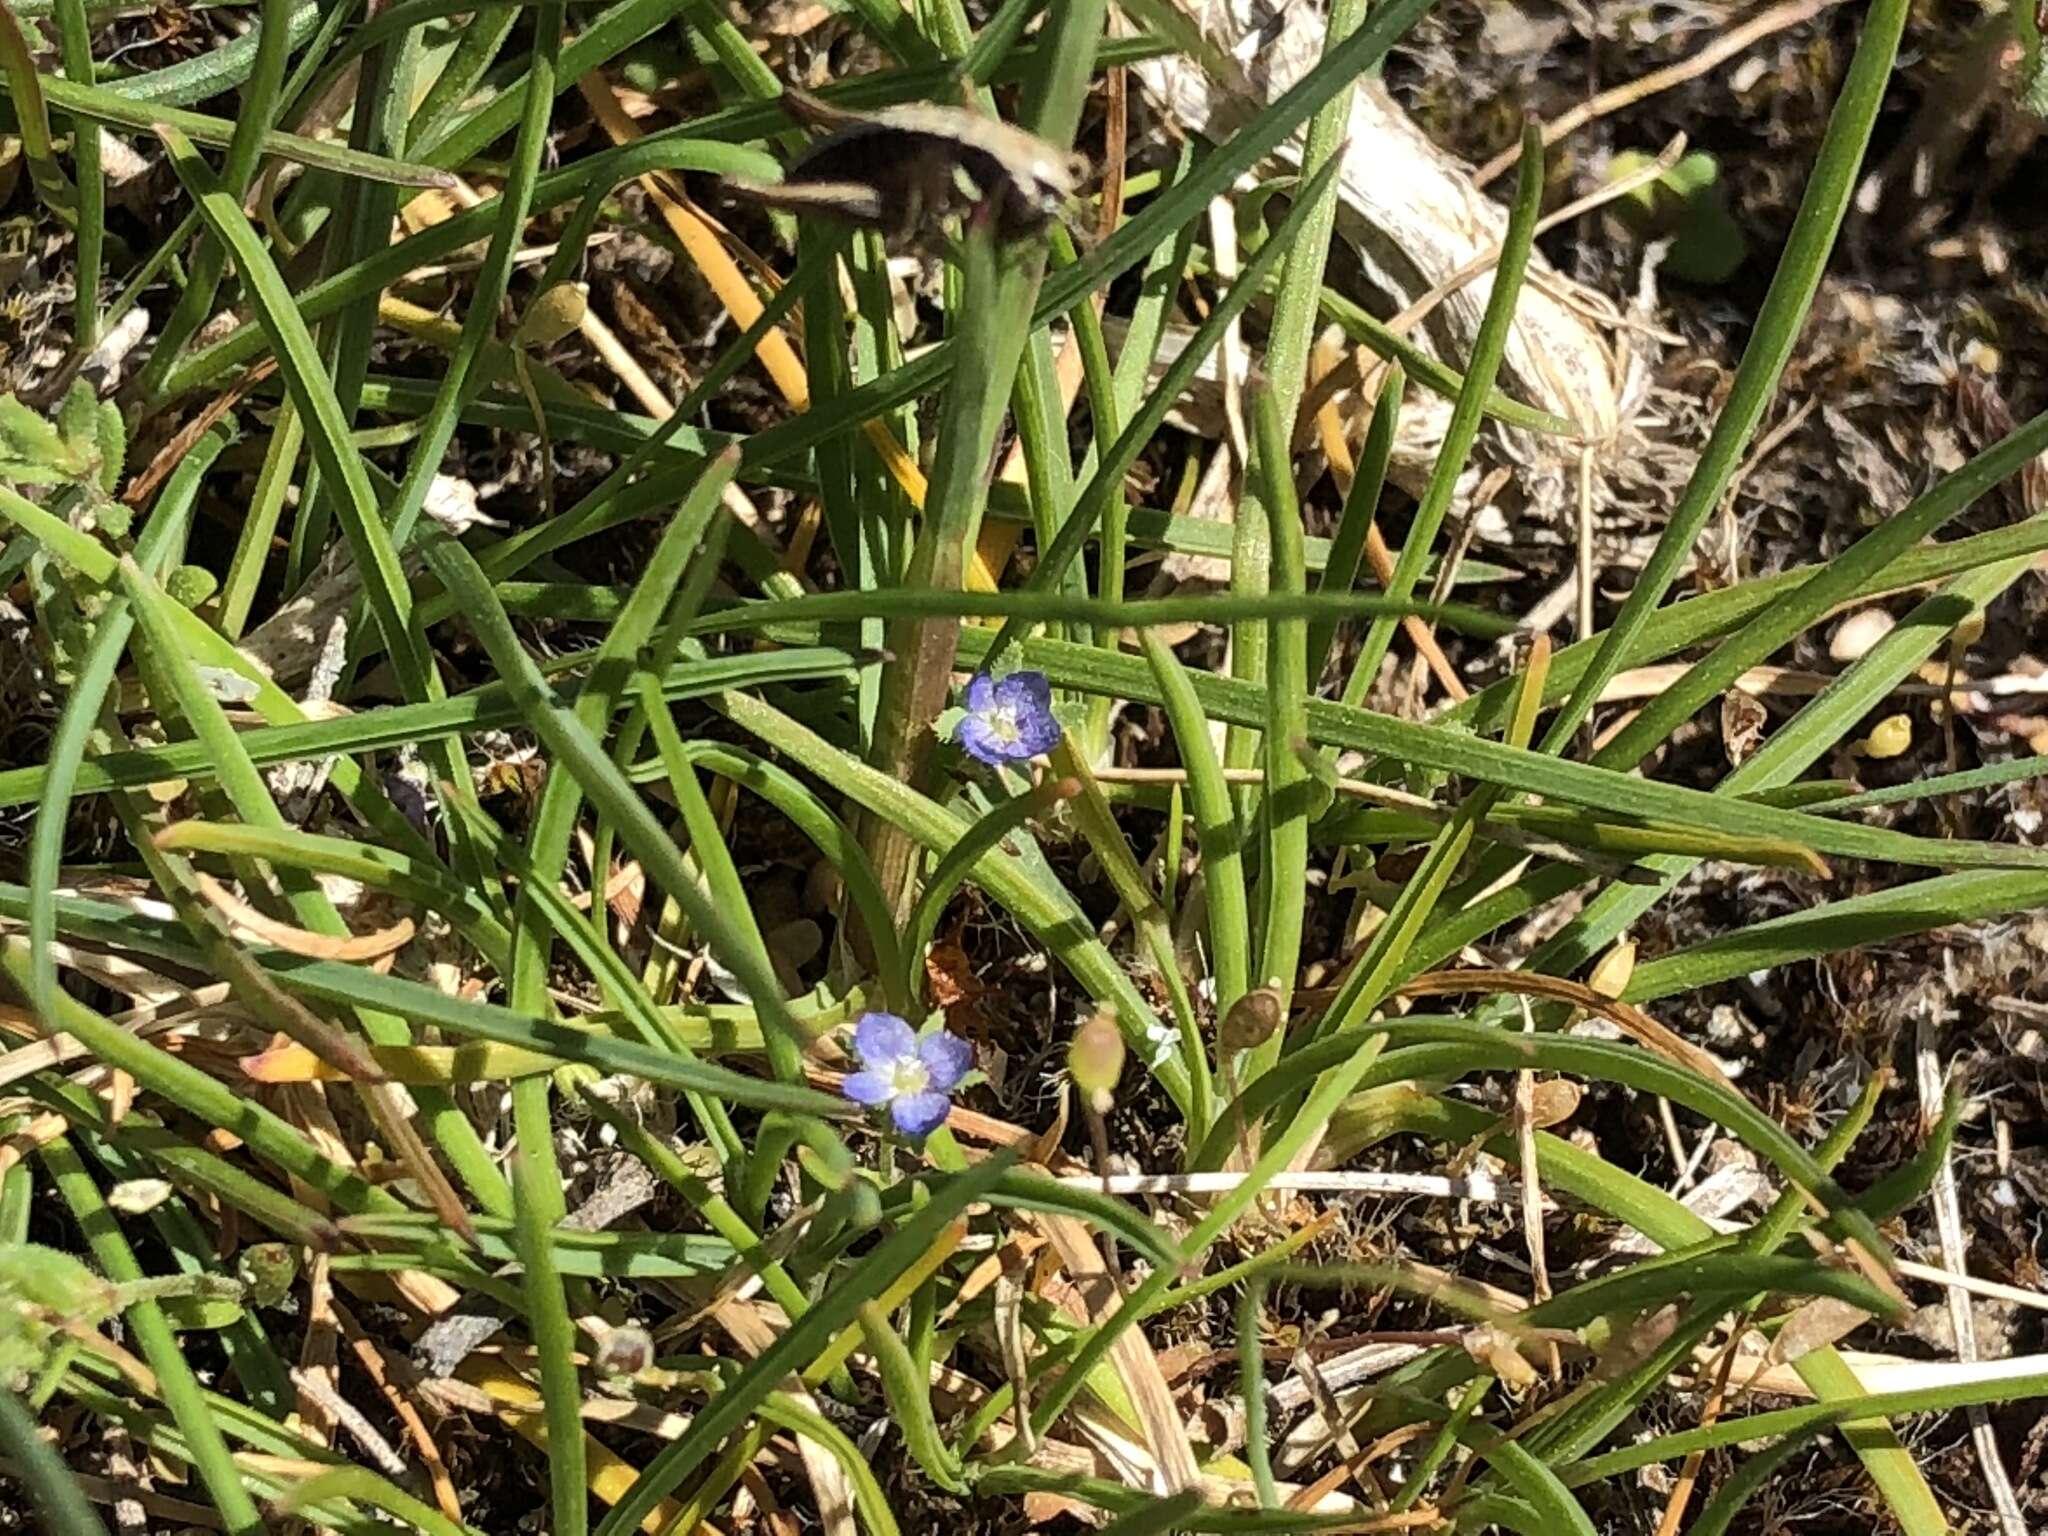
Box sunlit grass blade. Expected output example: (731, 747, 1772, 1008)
(113, 557, 507, 1225)
(982, 151, 1348, 673)
(1142, 630, 1250, 1024)
(1248, 384, 1309, 1081)
(0, 0, 76, 221)
(36, 70, 452, 186)
(1595, 403, 2048, 770)
(738, 0, 1434, 475)
(50, 0, 99, 346)
(130, 0, 292, 398)
(1308, 362, 1402, 682)
(40, 1137, 264, 1533)
(154, 123, 503, 900)
(26, 430, 215, 1046)
(951, 628, 2048, 873)
(384, 0, 564, 551)
(864, 0, 1103, 921)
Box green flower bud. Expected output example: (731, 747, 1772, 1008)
(1068, 1007, 1125, 1115)
(516, 283, 588, 348)
(95, 399, 127, 493)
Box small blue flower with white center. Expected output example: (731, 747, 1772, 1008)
(955, 670, 1062, 767)
(840, 1012, 974, 1137)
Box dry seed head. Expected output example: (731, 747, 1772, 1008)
(596, 1324, 655, 1377)
(1460, 1324, 1538, 1390)
(1829, 607, 1894, 662)
(1526, 1078, 1583, 1130)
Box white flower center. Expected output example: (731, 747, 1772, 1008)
(985, 706, 1021, 744)
(886, 1057, 931, 1098)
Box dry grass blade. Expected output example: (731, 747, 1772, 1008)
(1034, 1212, 1203, 1493)
(1387, 968, 1739, 1089)
(190, 872, 416, 962)
(1914, 1013, 2028, 1535)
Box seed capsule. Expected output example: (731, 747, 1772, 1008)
(1220, 985, 1285, 1054)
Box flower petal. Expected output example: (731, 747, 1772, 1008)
(918, 1031, 974, 1092)
(890, 1090, 952, 1137)
(1016, 709, 1064, 756)
(955, 712, 1014, 767)
(852, 1012, 916, 1066)
(995, 670, 1053, 716)
(840, 1069, 895, 1106)
(963, 673, 998, 716)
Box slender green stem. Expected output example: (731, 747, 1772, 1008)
(1261, 0, 1368, 426)
(1310, 364, 1402, 684)
(1248, 385, 1309, 1080)
(50, 0, 100, 348)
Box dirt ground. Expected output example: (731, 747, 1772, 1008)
(5, 0, 2048, 1530)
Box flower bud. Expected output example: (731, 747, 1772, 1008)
(1068, 1008, 1126, 1114)
(166, 564, 218, 608)
(93, 500, 134, 540)
(237, 1243, 299, 1309)
(516, 283, 588, 348)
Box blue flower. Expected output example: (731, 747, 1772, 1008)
(956, 670, 1062, 766)
(840, 1013, 973, 1136)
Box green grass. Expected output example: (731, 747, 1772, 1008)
(1, 0, 2044, 1532)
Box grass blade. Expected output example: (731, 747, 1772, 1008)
(1537, 0, 1911, 751)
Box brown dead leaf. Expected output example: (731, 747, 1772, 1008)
(925, 937, 992, 1039)
(1721, 688, 1768, 766)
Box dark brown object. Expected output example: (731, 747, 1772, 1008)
(721, 87, 1087, 246)
(1220, 985, 1285, 1054)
